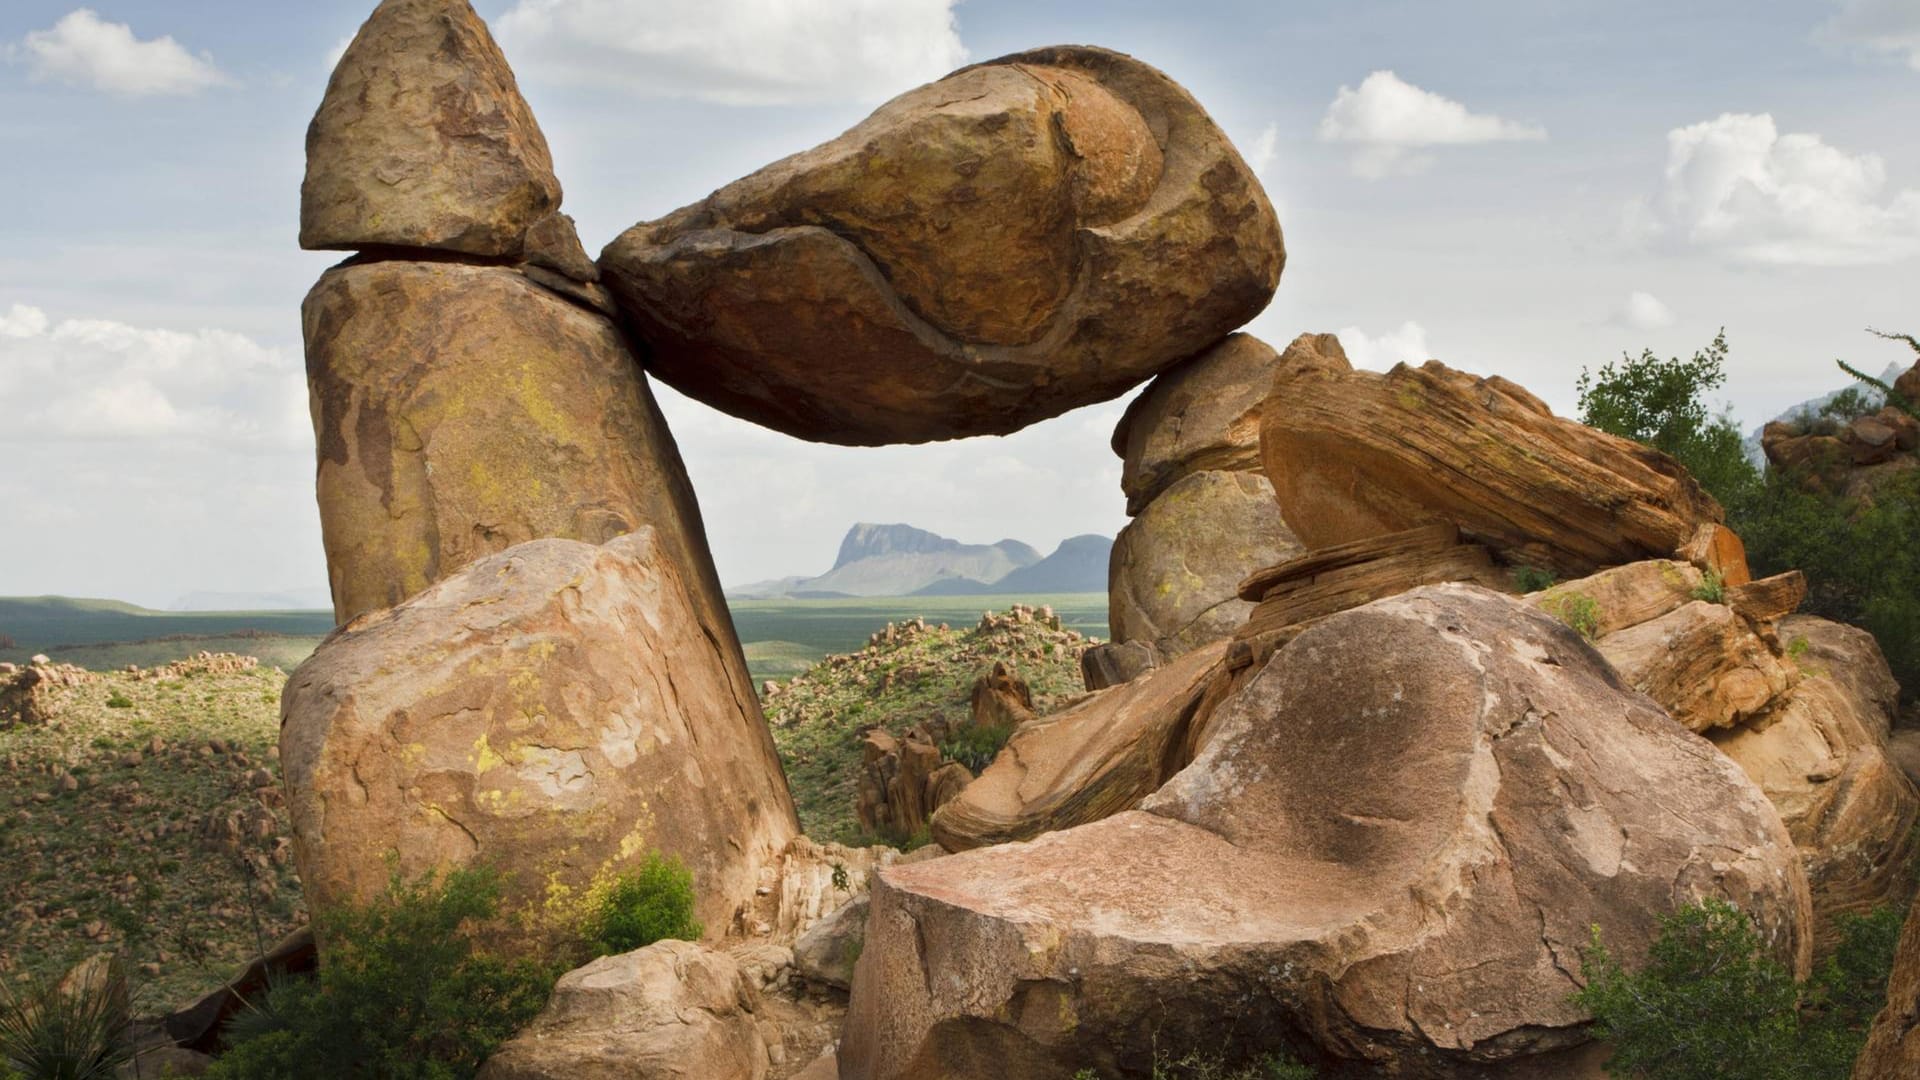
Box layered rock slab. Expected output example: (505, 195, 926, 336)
(1259, 333, 1722, 576)
(280, 529, 798, 949)
(600, 46, 1283, 445)
(300, 0, 564, 258)
(843, 585, 1810, 1078)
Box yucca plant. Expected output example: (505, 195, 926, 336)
(0, 956, 136, 1080)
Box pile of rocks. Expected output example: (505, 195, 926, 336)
(1, 656, 95, 728)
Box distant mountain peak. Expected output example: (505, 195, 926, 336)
(833, 523, 961, 569)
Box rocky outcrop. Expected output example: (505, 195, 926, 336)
(1715, 616, 1920, 949)
(844, 585, 1810, 1078)
(1, 658, 94, 728)
(1259, 333, 1723, 576)
(1109, 470, 1300, 657)
(280, 530, 798, 950)
(599, 46, 1283, 445)
(930, 641, 1227, 852)
(301, 0, 566, 260)
(1107, 334, 1302, 657)
(969, 662, 1036, 730)
(476, 940, 768, 1080)
(792, 894, 869, 991)
(1078, 640, 1162, 691)
(1597, 601, 1798, 734)
(853, 726, 971, 841)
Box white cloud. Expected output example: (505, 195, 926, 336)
(495, 0, 968, 106)
(1820, 0, 1920, 70)
(1613, 291, 1676, 331)
(1245, 122, 1279, 176)
(1317, 71, 1544, 178)
(12, 9, 231, 97)
(0, 304, 307, 446)
(1631, 112, 1920, 265)
(1334, 322, 1432, 371)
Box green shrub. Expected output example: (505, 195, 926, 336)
(204, 864, 555, 1080)
(1690, 569, 1726, 605)
(0, 957, 135, 1080)
(1074, 1050, 1316, 1080)
(1510, 565, 1558, 593)
(1576, 330, 1759, 507)
(580, 852, 702, 957)
(1574, 899, 1899, 1080)
(1542, 591, 1601, 640)
(103, 693, 132, 710)
(940, 721, 1014, 774)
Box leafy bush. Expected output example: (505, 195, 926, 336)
(940, 721, 1014, 774)
(1574, 899, 1899, 1080)
(1576, 330, 1759, 507)
(1690, 569, 1726, 605)
(103, 693, 132, 710)
(1542, 591, 1600, 640)
(204, 864, 555, 1080)
(578, 852, 703, 957)
(1074, 1049, 1316, 1080)
(0, 957, 135, 1080)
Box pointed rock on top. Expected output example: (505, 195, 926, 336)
(301, 0, 561, 257)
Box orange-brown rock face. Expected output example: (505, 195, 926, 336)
(1859, 895, 1920, 1077)
(281, 530, 799, 949)
(300, 0, 564, 258)
(600, 47, 1283, 445)
(843, 585, 1810, 1078)
(1259, 333, 1723, 577)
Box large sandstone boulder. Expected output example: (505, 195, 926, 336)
(302, 261, 737, 682)
(300, 0, 566, 259)
(1259, 333, 1722, 576)
(1108, 470, 1300, 657)
(599, 46, 1282, 445)
(1595, 600, 1798, 733)
(1715, 616, 1920, 949)
(1112, 333, 1276, 515)
(280, 529, 798, 949)
(476, 940, 768, 1080)
(846, 586, 1811, 1078)
(931, 641, 1226, 852)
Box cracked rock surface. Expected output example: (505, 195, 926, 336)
(841, 584, 1810, 1078)
(280, 528, 798, 952)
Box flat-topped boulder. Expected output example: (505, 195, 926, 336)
(599, 46, 1282, 445)
(301, 0, 565, 258)
(1259, 333, 1723, 576)
(844, 585, 1810, 1077)
(281, 529, 798, 951)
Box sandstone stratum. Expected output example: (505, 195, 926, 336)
(79, 0, 1902, 1075)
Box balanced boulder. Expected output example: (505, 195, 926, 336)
(599, 46, 1283, 445)
(846, 585, 1810, 1077)
(1259, 333, 1722, 576)
(301, 0, 567, 259)
(280, 529, 798, 949)
(1112, 333, 1278, 515)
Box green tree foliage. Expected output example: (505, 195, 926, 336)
(1574, 900, 1899, 1079)
(204, 865, 555, 1080)
(579, 852, 703, 957)
(1576, 331, 1760, 506)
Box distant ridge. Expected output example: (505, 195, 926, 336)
(728, 524, 1106, 599)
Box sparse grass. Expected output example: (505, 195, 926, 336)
(1690, 569, 1727, 605)
(0, 662, 303, 1010)
(1074, 1049, 1316, 1080)
(1542, 590, 1602, 640)
(940, 722, 1014, 774)
(763, 609, 1092, 843)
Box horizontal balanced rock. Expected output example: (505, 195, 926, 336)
(844, 585, 1809, 1077)
(1260, 333, 1723, 576)
(600, 46, 1283, 445)
(301, 0, 566, 259)
(280, 529, 798, 950)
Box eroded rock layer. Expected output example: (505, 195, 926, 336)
(600, 46, 1283, 445)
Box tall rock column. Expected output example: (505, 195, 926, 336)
(289, 0, 796, 937)
(1106, 333, 1302, 658)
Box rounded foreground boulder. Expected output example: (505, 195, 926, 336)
(280, 528, 798, 952)
(840, 584, 1811, 1078)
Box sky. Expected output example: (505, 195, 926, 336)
(1, 0, 1917, 608)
